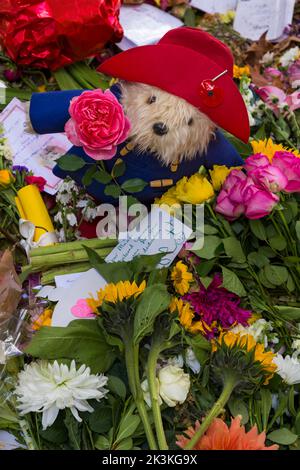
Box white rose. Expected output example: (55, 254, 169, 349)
(158, 365, 190, 407)
(141, 377, 162, 408)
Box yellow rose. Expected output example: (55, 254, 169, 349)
(155, 186, 180, 207)
(0, 169, 15, 187)
(175, 173, 214, 204)
(209, 165, 233, 191)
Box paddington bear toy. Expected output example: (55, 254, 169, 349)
(28, 27, 250, 204)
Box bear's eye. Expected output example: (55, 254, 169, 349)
(147, 96, 156, 104)
(188, 118, 194, 126)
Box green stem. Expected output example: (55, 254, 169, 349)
(124, 344, 158, 450)
(207, 203, 227, 237)
(278, 210, 297, 257)
(147, 343, 169, 450)
(184, 374, 237, 450)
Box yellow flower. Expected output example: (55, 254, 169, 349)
(219, 10, 235, 24)
(214, 331, 277, 384)
(170, 297, 194, 329)
(37, 85, 46, 92)
(32, 308, 53, 330)
(155, 186, 181, 207)
(0, 169, 15, 187)
(209, 165, 236, 191)
(175, 173, 214, 205)
(251, 138, 300, 161)
(171, 261, 193, 295)
(233, 65, 251, 79)
(87, 280, 146, 311)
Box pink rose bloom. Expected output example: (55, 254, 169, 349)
(244, 153, 270, 171)
(242, 182, 279, 219)
(71, 298, 96, 318)
(264, 67, 283, 80)
(65, 89, 131, 160)
(216, 169, 279, 220)
(245, 154, 288, 192)
(215, 170, 247, 221)
(272, 151, 300, 193)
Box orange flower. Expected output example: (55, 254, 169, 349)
(176, 416, 279, 450)
(32, 308, 53, 330)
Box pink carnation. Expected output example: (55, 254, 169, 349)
(71, 298, 96, 318)
(65, 89, 131, 161)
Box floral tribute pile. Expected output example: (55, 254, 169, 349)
(0, 1, 300, 454)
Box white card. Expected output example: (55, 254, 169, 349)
(51, 269, 107, 327)
(233, 0, 295, 41)
(0, 98, 72, 194)
(190, 0, 238, 13)
(118, 4, 183, 50)
(54, 272, 84, 288)
(105, 207, 193, 268)
(0, 431, 24, 450)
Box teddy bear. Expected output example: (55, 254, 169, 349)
(28, 27, 250, 204)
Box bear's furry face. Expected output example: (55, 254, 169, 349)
(120, 81, 216, 165)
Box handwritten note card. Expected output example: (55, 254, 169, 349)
(118, 4, 183, 50)
(233, 0, 295, 41)
(190, 0, 238, 13)
(0, 98, 72, 194)
(105, 207, 193, 268)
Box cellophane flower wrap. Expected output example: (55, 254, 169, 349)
(0, 0, 123, 70)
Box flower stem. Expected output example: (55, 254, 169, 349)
(147, 343, 169, 450)
(125, 344, 158, 450)
(184, 374, 237, 450)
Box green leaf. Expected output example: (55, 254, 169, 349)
(25, 320, 115, 373)
(275, 305, 300, 320)
(93, 260, 133, 283)
(94, 435, 111, 450)
(108, 376, 127, 400)
(248, 252, 270, 268)
(121, 178, 147, 193)
(264, 265, 288, 286)
(192, 235, 222, 260)
(133, 284, 171, 344)
(228, 397, 249, 424)
(88, 406, 112, 433)
(195, 259, 215, 277)
(269, 236, 287, 251)
(129, 253, 166, 275)
(267, 428, 298, 446)
(258, 268, 275, 289)
(116, 414, 140, 442)
(222, 131, 253, 158)
(56, 154, 86, 171)
(260, 389, 272, 431)
(82, 165, 97, 186)
(223, 237, 246, 263)
(83, 245, 105, 271)
(64, 410, 82, 450)
(39, 414, 68, 444)
(112, 160, 126, 178)
(104, 184, 122, 198)
(203, 224, 219, 235)
(93, 169, 112, 184)
(115, 438, 133, 450)
(249, 219, 267, 240)
(287, 274, 295, 292)
(295, 221, 300, 241)
(221, 266, 246, 297)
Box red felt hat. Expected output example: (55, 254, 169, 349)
(98, 27, 250, 143)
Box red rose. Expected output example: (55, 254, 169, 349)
(25, 176, 46, 192)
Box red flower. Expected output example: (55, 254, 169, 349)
(25, 176, 46, 192)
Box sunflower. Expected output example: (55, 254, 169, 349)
(169, 297, 213, 336)
(87, 280, 146, 311)
(251, 138, 300, 161)
(171, 261, 193, 295)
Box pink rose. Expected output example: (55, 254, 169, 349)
(245, 154, 288, 192)
(71, 299, 96, 318)
(242, 182, 279, 219)
(215, 169, 279, 220)
(65, 89, 131, 160)
(272, 151, 300, 193)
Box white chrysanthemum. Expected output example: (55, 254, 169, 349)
(273, 354, 300, 385)
(279, 46, 300, 68)
(15, 360, 108, 429)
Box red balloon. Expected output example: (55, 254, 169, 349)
(0, 0, 123, 70)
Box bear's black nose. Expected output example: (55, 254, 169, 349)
(153, 122, 169, 136)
